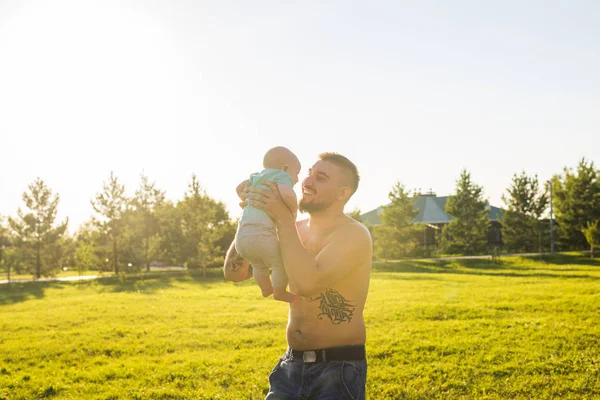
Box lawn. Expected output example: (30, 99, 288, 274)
(0, 254, 598, 399)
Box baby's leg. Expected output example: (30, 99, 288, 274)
(235, 227, 273, 297)
(272, 287, 297, 303)
(271, 262, 297, 303)
(252, 266, 273, 297)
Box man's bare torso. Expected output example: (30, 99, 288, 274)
(286, 217, 372, 350)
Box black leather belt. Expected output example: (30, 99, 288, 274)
(289, 345, 366, 363)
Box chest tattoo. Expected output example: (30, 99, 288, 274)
(308, 288, 356, 325)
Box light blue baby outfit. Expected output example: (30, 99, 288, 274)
(235, 169, 293, 289)
(241, 169, 294, 222)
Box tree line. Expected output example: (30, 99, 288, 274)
(0, 172, 235, 280)
(1, 158, 598, 279)
(373, 158, 600, 259)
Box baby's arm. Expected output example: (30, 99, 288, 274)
(277, 183, 298, 219)
(236, 180, 251, 206)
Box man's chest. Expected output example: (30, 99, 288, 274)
(298, 229, 330, 257)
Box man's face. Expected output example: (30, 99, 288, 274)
(299, 160, 346, 214)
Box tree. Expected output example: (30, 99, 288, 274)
(552, 158, 600, 250)
(177, 175, 235, 268)
(1, 249, 21, 283)
(0, 216, 7, 262)
(373, 226, 398, 263)
(501, 172, 548, 253)
(0, 216, 13, 281)
(582, 221, 598, 259)
(373, 182, 421, 260)
(153, 201, 183, 266)
(8, 178, 68, 278)
(127, 173, 166, 271)
(74, 242, 100, 275)
(441, 170, 489, 255)
(74, 221, 110, 271)
(91, 172, 128, 274)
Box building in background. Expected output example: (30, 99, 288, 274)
(360, 191, 504, 251)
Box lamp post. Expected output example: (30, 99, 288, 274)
(547, 180, 554, 254)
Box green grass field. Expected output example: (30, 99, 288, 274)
(1, 254, 598, 399)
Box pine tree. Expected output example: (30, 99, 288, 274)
(372, 226, 398, 263)
(153, 201, 182, 266)
(91, 172, 128, 274)
(552, 158, 600, 249)
(442, 170, 489, 255)
(128, 172, 166, 271)
(373, 182, 421, 259)
(501, 172, 548, 252)
(8, 178, 68, 278)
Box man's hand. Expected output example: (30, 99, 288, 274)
(247, 181, 295, 225)
(236, 180, 251, 209)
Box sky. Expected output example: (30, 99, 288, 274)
(0, 0, 599, 232)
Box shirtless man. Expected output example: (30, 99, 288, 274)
(224, 152, 372, 399)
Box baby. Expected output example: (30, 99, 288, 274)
(234, 146, 300, 303)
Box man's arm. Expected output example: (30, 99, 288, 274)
(223, 239, 252, 282)
(277, 220, 371, 297)
(277, 183, 298, 220)
(247, 182, 372, 297)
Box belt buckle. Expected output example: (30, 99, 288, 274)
(303, 351, 317, 363)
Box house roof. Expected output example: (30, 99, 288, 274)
(360, 195, 503, 226)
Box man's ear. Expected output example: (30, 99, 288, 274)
(282, 165, 288, 171)
(337, 187, 351, 202)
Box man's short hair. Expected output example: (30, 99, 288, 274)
(318, 152, 360, 196)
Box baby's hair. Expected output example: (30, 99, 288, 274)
(263, 146, 299, 170)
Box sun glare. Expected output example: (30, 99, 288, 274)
(1, 1, 186, 144)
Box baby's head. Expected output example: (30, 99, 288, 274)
(263, 146, 301, 184)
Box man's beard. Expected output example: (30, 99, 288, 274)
(298, 197, 332, 214)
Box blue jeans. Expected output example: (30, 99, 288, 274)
(265, 348, 367, 400)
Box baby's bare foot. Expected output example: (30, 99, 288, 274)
(261, 285, 273, 297)
(254, 275, 273, 297)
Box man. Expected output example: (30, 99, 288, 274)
(224, 152, 372, 399)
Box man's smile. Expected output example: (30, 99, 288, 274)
(302, 187, 316, 197)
